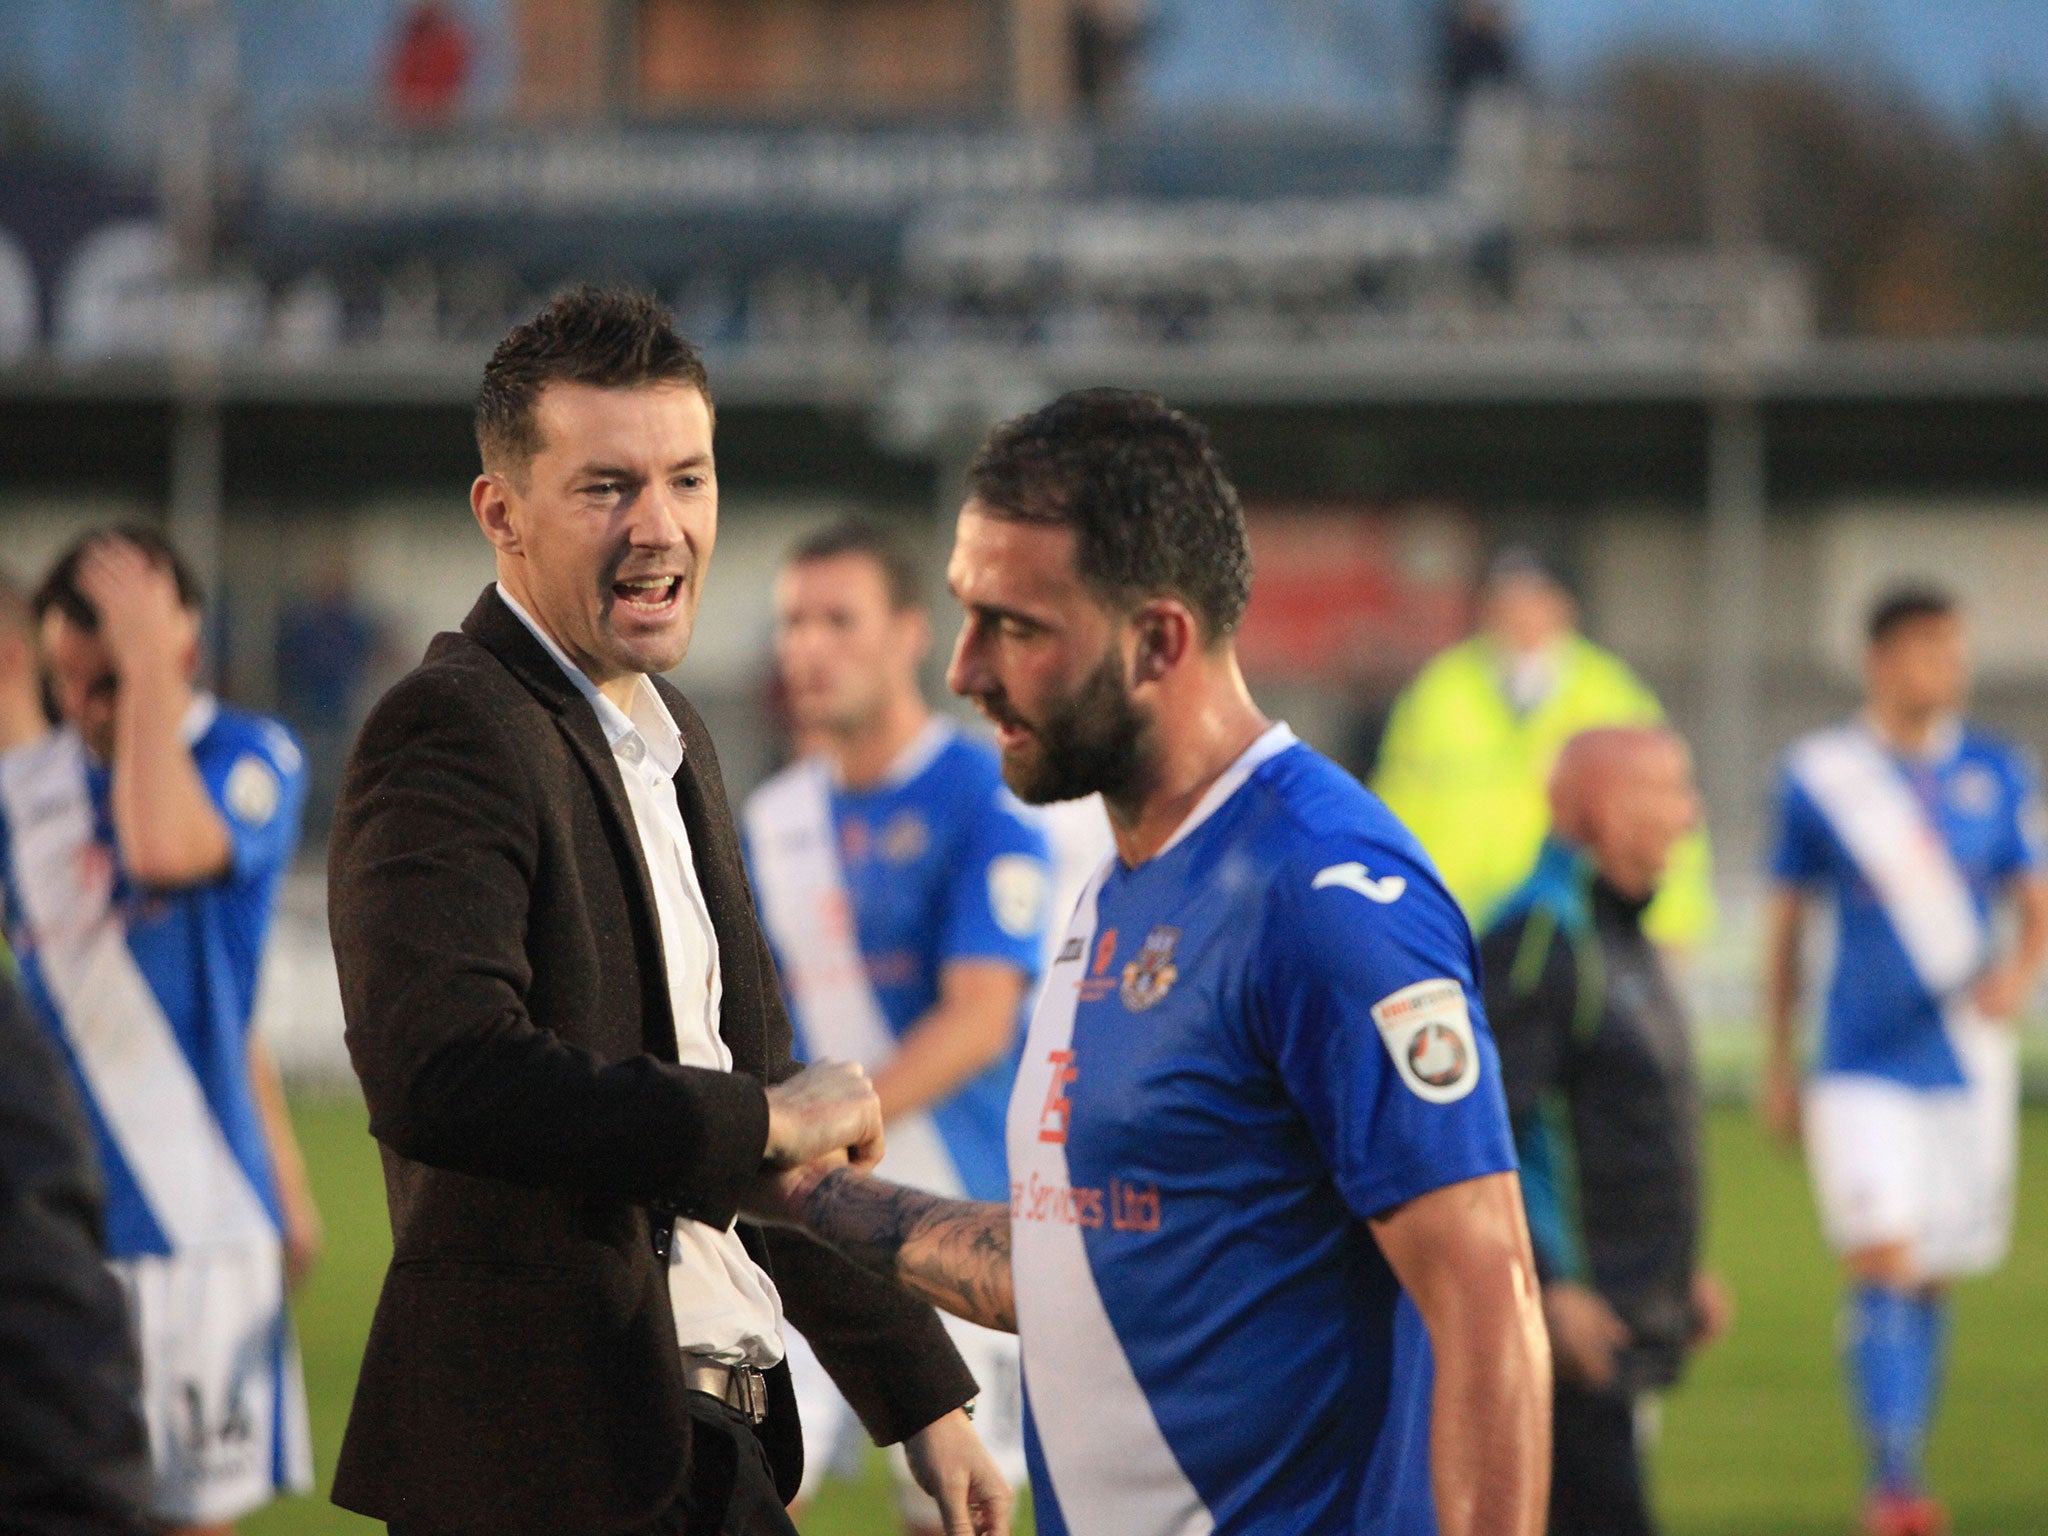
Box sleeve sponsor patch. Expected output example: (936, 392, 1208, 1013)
(988, 853, 1050, 939)
(225, 753, 282, 827)
(1370, 977, 1481, 1104)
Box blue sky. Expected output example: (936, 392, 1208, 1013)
(0, 0, 2041, 171)
(0, 1, 511, 165)
(1139, 0, 2048, 124)
(1522, 0, 2048, 121)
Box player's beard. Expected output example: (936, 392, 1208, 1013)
(998, 645, 1152, 808)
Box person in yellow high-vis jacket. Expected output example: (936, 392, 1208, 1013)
(1373, 550, 1715, 947)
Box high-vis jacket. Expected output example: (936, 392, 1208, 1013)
(1372, 633, 1715, 946)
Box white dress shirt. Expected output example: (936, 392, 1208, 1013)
(499, 586, 785, 1367)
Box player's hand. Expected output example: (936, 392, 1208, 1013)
(902, 1407, 1013, 1536)
(738, 1148, 848, 1228)
(763, 1060, 884, 1171)
(1688, 1269, 1732, 1352)
(282, 1185, 324, 1292)
(74, 537, 196, 678)
(1758, 1055, 1802, 1151)
(1542, 1281, 1629, 1391)
(1971, 962, 2031, 1025)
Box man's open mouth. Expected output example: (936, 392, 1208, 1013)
(979, 701, 1033, 749)
(613, 575, 683, 613)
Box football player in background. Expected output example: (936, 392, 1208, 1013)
(745, 519, 1049, 1534)
(1763, 586, 2048, 1536)
(0, 529, 320, 1536)
(0, 570, 46, 976)
(750, 390, 1550, 1536)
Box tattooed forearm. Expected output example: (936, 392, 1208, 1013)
(799, 1168, 1016, 1333)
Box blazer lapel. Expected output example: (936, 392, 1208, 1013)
(657, 678, 768, 1076)
(669, 755, 753, 1064)
(460, 587, 680, 1061)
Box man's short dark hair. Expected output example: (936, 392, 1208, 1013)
(476, 285, 711, 475)
(34, 524, 202, 633)
(965, 389, 1252, 643)
(1867, 584, 1957, 647)
(785, 519, 926, 612)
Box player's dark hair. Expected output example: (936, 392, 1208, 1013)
(965, 389, 1253, 645)
(34, 524, 202, 633)
(1867, 584, 1957, 647)
(785, 519, 926, 612)
(476, 284, 711, 475)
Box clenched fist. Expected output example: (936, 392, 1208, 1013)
(763, 1059, 885, 1172)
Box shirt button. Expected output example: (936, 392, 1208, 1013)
(621, 737, 645, 764)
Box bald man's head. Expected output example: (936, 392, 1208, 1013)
(1549, 726, 1699, 900)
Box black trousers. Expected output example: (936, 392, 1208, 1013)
(1549, 1380, 1656, 1536)
(391, 1395, 796, 1536)
(631, 1394, 799, 1536)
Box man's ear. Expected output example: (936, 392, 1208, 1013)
(177, 607, 204, 681)
(472, 472, 520, 555)
(1130, 601, 1195, 686)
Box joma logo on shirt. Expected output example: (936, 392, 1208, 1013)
(1312, 861, 1407, 904)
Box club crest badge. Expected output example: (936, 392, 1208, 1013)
(1947, 764, 2000, 819)
(1120, 925, 1181, 1011)
(881, 810, 931, 864)
(1370, 978, 1481, 1103)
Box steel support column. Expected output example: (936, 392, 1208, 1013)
(1699, 393, 1768, 883)
(167, 388, 224, 645)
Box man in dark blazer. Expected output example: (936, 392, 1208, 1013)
(0, 967, 153, 1536)
(327, 286, 1004, 1536)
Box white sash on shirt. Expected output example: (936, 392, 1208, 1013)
(1788, 722, 2023, 1103)
(1789, 724, 1986, 1000)
(1005, 863, 1214, 1536)
(0, 731, 274, 1249)
(744, 757, 965, 1197)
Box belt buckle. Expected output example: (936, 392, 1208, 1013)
(729, 1364, 768, 1425)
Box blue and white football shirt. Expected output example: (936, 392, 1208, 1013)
(0, 696, 307, 1257)
(1771, 722, 2042, 1088)
(750, 721, 1051, 1203)
(1008, 725, 1516, 1536)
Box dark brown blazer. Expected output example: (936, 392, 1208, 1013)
(328, 587, 973, 1536)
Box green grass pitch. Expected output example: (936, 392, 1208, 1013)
(246, 1099, 2048, 1536)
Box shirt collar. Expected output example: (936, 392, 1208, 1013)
(182, 691, 219, 745)
(496, 583, 684, 778)
(1149, 721, 1298, 863)
(831, 715, 955, 792)
(1860, 711, 1963, 769)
